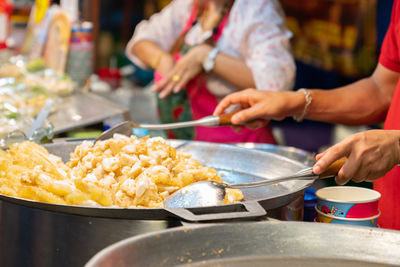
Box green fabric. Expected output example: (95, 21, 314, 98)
(156, 42, 196, 140)
(157, 90, 195, 140)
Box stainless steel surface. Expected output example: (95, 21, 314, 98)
(96, 116, 219, 141)
(0, 140, 313, 221)
(27, 99, 53, 138)
(164, 167, 316, 208)
(163, 148, 317, 209)
(86, 221, 400, 267)
(0, 141, 314, 267)
(235, 142, 316, 166)
(95, 121, 138, 142)
(49, 91, 130, 134)
(164, 180, 227, 208)
(0, 200, 181, 267)
(164, 155, 345, 208)
(139, 116, 220, 130)
(229, 167, 316, 188)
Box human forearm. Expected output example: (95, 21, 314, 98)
(132, 40, 169, 69)
(195, 44, 255, 89)
(304, 78, 391, 125)
(212, 52, 256, 89)
(230, 79, 391, 125)
(215, 63, 399, 128)
(300, 64, 400, 125)
(289, 64, 398, 125)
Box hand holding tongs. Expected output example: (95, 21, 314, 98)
(164, 158, 347, 208)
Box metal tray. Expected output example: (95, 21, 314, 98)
(49, 91, 130, 134)
(0, 140, 313, 222)
(234, 142, 315, 166)
(86, 221, 400, 267)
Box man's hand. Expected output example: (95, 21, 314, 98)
(313, 130, 400, 185)
(214, 88, 306, 124)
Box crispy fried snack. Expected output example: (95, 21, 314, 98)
(0, 135, 243, 207)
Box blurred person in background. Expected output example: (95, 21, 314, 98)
(126, 0, 295, 143)
(214, 0, 400, 230)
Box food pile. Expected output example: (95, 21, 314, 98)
(0, 135, 243, 208)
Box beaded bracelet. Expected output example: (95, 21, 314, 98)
(293, 89, 312, 122)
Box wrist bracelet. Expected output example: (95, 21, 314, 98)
(151, 52, 163, 69)
(293, 89, 312, 122)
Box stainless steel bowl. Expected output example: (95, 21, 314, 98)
(0, 140, 315, 267)
(86, 221, 400, 267)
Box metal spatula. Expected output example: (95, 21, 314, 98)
(95, 112, 239, 142)
(164, 158, 346, 208)
(27, 99, 53, 139)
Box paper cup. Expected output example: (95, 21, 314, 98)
(316, 186, 380, 218)
(315, 206, 379, 227)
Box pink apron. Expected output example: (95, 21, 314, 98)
(155, 3, 276, 144)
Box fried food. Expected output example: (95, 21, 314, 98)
(0, 135, 243, 208)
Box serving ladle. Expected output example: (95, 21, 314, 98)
(95, 112, 259, 142)
(164, 158, 346, 208)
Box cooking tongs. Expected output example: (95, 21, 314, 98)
(226, 157, 346, 189)
(96, 112, 240, 142)
(164, 158, 346, 208)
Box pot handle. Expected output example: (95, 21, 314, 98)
(165, 201, 266, 222)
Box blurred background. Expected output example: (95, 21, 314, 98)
(4, 0, 394, 153)
(92, 0, 391, 153)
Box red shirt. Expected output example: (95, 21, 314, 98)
(375, 0, 400, 230)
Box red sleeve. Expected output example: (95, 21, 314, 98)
(379, 0, 400, 72)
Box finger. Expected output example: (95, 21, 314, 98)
(155, 62, 181, 91)
(214, 94, 241, 116)
(214, 90, 254, 116)
(231, 104, 267, 125)
(245, 119, 268, 129)
(335, 156, 360, 185)
(334, 175, 345, 185)
(159, 81, 176, 99)
(240, 102, 250, 109)
(312, 140, 352, 175)
(350, 165, 369, 183)
(154, 72, 172, 92)
(232, 125, 243, 133)
(172, 71, 190, 93)
(151, 84, 157, 92)
(315, 150, 328, 161)
(335, 153, 364, 185)
(352, 176, 366, 183)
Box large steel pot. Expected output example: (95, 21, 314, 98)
(86, 221, 400, 267)
(0, 140, 314, 267)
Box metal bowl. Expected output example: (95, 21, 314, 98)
(86, 221, 400, 267)
(0, 140, 314, 267)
